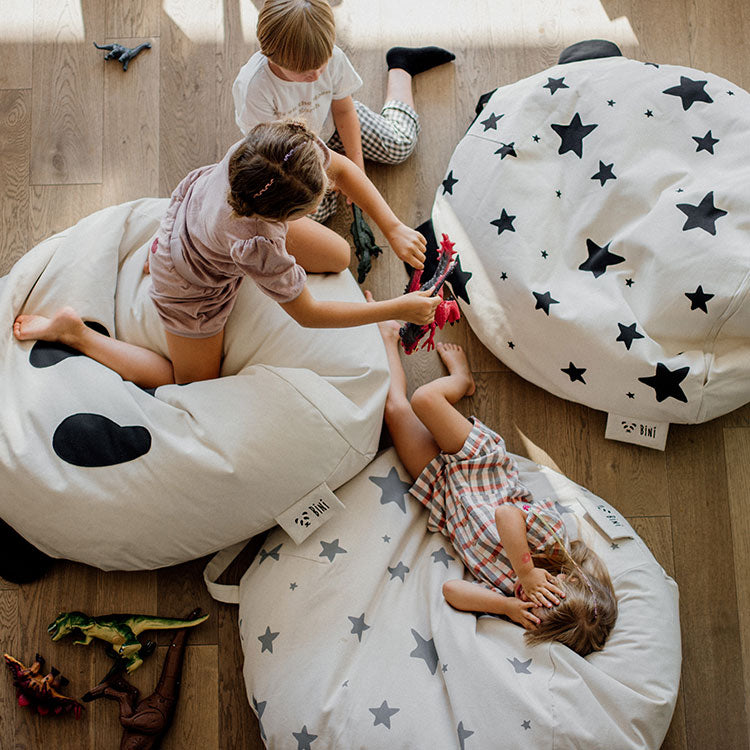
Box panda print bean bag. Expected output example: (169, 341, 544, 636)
(0, 198, 388, 570)
(207, 448, 681, 750)
(431, 51, 750, 440)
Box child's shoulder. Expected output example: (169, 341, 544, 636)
(234, 50, 272, 86)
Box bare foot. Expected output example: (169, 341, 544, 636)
(436, 341, 476, 397)
(13, 307, 86, 345)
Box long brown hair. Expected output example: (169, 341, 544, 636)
(227, 120, 327, 222)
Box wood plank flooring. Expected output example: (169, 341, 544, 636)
(1, 1, 749, 747)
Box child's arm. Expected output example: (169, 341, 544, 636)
(495, 505, 565, 608)
(326, 151, 426, 269)
(280, 286, 440, 328)
(330, 96, 365, 173)
(442, 580, 540, 629)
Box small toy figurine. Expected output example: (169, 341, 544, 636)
(93, 42, 151, 71)
(83, 609, 200, 750)
(350, 204, 383, 283)
(4, 652, 84, 718)
(48, 610, 209, 673)
(399, 233, 461, 354)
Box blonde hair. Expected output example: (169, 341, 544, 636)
(257, 0, 335, 72)
(525, 539, 618, 657)
(227, 120, 327, 221)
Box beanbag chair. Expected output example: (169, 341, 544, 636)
(207, 448, 681, 750)
(0, 198, 388, 570)
(431, 53, 750, 433)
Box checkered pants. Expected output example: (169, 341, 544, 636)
(310, 99, 420, 222)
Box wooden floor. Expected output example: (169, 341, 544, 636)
(1, 0, 749, 747)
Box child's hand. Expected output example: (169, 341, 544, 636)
(386, 223, 427, 269)
(398, 290, 441, 325)
(506, 597, 541, 630)
(517, 568, 565, 608)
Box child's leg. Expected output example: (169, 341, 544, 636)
(410, 342, 476, 455)
(164, 329, 224, 384)
(286, 217, 350, 273)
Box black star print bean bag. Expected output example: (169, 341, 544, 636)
(0, 199, 388, 570)
(432, 53, 750, 443)
(206, 448, 680, 749)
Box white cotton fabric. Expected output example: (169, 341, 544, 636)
(233, 448, 681, 750)
(0, 198, 388, 570)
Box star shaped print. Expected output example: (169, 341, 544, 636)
(448, 256, 473, 304)
(258, 543, 283, 565)
(532, 134, 540, 142)
(625, 278, 634, 287)
(388, 561, 410, 581)
(292, 725, 318, 750)
(616, 322, 645, 350)
(507, 656, 532, 674)
(663, 76, 713, 110)
(490, 209, 516, 234)
(410, 628, 439, 674)
(382, 534, 391, 543)
(591, 161, 616, 186)
(543, 76, 569, 95)
(369, 700, 400, 729)
(319, 538, 347, 562)
(348, 613, 371, 642)
(507, 341, 515, 349)
(458, 721, 475, 749)
(677, 191, 727, 234)
(561, 362, 587, 384)
(522, 720, 531, 730)
(253, 696, 267, 741)
(258, 626, 279, 653)
(540, 250, 548, 258)
(638, 362, 690, 403)
(554, 501, 574, 515)
(442, 170, 459, 195)
(494, 142, 517, 159)
(533, 291, 559, 315)
(693, 130, 719, 154)
(431, 547, 455, 568)
(369, 467, 411, 513)
(607, 99, 616, 106)
(550, 112, 598, 158)
(289, 582, 298, 590)
(644, 109, 654, 118)
(479, 112, 503, 130)
(578, 238, 625, 278)
(685, 285, 714, 313)
(627, 392, 635, 399)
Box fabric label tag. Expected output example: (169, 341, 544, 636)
(578, 495, 635, 541)
(275, 483, 345, 544)
(605, 412, 669, 450)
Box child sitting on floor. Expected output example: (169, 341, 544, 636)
(232, 0, 455, 221)
(372, 308, 618, 656)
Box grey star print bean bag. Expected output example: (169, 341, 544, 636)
(207, 448, 680, 750)
(0, 198, 388, 569)
(431, 54, 750, 442)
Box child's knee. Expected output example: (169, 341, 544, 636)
(410, 382, 437, 417)
(328, 233, 351, 273)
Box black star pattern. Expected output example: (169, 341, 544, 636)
(442, 170, 458, 195)
(522, 720, 531, 730)
(638, 362, 690, 403)
(728, 90, 735, 96)
(348, 613, 370, 642)
(431, 547, 455, 568)
(382, 534, 391, 543)
(507, 341, 515, 349)
(677, 191, 727, 235)
(369, 467, 411, 513)
(500, 271, 508, 280)
(507, 656, 532, 674)
(693, 130, 719, 154)
(625, 278, 634, 287)
(685, 285, 714, 313)
(543, 76, 569, 95)
(541, 250, 548, 258)
(555, 190, 562, 198)
(579, 238, 625, 278)
(494, 142, 517, 159)
(479, 112, 503, 130)
(561, 362, 587, 384)
(532, 134, 540, 142)
(607, 99, 615, 106)
(611, 543, 620, 550)
(258, 626, 279, 653)
(292, 725, 318, 750)
(369, 700, 399, 729)
(410, 629, 439, 674)
(551, 112, 598, 158)
(533, 290, 559, 315)
(253, 696, 267, 741)
(627, 392, 635, 399)
(490, 209, 516, 234)
(388, 561, 409, 581)
(258, 543, 283, 565)
(663, 76, 713, 110)
(289, 582, 298, 590)
(676, 188, 684, 192)
(644, 109, 654, 117)
(319, 538, 347, 562)
(448, 256, 473, 304)
(458, 722, 475, 750)
(616, 322, 645, 350)
(591, 161, 616, 186)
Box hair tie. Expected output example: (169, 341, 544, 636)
(283, 144, 303, 162)
(253, 178, 275, 199)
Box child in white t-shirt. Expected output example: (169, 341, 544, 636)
(232, 0, 455, 221)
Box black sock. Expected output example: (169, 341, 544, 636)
(386, 46, 455, 76)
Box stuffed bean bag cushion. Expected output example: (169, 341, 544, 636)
(0, 198, 388, 570)
(216, 448, 680, 750)
(431, 52, 750, 429)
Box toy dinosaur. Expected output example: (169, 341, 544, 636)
(350, 204, 383, 283)
(48, 610, 209, 673)
(82, 609, 200, 750)
(4, 652, 83, 718)
(93, 42, 151, 71)
(400, 233, 461, 354)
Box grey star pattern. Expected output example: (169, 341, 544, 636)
(253, 696, 267, 741)
(677, 191, 727, 235)
(611, 543, 620, 550)
(554, 501, 574, 515)
(410, 628, 439, 674)
(458, 721, 475, 749)
(431, 547, 455, 568)
(369, 467, 411, 513)
(382, 534, 391, 543)
(616, 322, 645, 350)
(533, 290, 559, 315)
(685, 285, 714, 313)
(543, 76, 569, 95)
(507, 656, 532, 674)
(479, 112, 503, 130)
(319, 538, 347, 562)
(388, 561, 410, 581)
(591, 161, 616, 186)
(494, 142, 517, 159)
(348, 613, 371, 642)
(490, 209, 516, 234)
(693, 130, 719, 154)
(289, 582, 298, 590)
(522, 719, 531, 730)
(258, 543, 283, 565)
(292, 725, 318, 750)
(663, 75, 713, 110)
(369, 700, 400, 729)
(550, 112, 598, 158)
(258, 626, 279, 654)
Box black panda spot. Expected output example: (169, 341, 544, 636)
(52, 413, 151, 467)
(29, 321, 110, 368)
(0, 519, 55, 584)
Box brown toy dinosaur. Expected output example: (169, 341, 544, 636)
(82, 608, 201, 749)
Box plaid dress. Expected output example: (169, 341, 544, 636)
(409, 418, 567, 596)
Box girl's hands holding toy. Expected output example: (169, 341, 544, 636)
(517, 568, 565, 608)
(506, 597, 542, 630)
(386, 223, 427, 269)
(398, 290, 442, 325)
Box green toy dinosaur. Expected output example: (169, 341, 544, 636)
(47, 611, 209, 673)
(350, 204, 383, 283)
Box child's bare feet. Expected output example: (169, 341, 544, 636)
(436, 341, 476, 397)
(13, 307, 86, 346)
